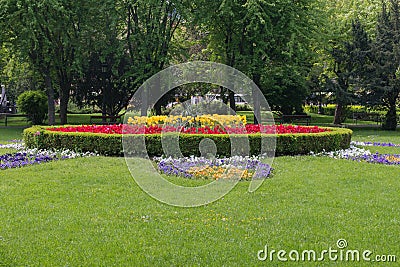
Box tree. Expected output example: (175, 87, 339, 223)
(198, 0, 320, 120)
(310, 0, 383, 123)
(74, 51, 133, 120)
(200, 0, 248, 111)
(124, 0, 187, 116)
(72, 0, 133, 119)
(0, 0, 55, 124)
(243, 0, 319, 116)
(328, 19, 371, 124)
(0, 0, 97, 125)
(365, 0, 400, 130)
(0, 45, 39, 104)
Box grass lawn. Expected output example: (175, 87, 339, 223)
(0, 127, 25, 142)
(0, 113, 104, 127)
(0, 124, 399, 265)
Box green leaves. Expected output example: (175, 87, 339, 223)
(17, 90, 47, 124)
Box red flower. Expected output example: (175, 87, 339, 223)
(47, 124, 330, 135)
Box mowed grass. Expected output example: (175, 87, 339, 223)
(0, 127, 24, 142)
(0, 113, 104, 127)
(0, 156, 399, 266)
(0, 126, 399, 265)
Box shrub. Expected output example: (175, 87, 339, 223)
(24, 126, 352, 157)
(304, 104, 367, 116)
(17, 91, 47, 125)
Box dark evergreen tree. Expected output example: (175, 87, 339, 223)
(365, 0, 400, 130)
(328, 19, 371, 124)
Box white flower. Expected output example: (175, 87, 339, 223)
(313, 145, 371, 159)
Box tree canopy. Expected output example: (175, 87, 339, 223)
(0, 0, 398, 129)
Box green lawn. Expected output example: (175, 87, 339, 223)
(0, 113, 105, 127)
(352, 128, 400, 143)
(0, 127, 25, 142)
(0, 124, 399, 266)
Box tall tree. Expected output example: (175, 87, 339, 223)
(0, 45, 38, 104)
(201, 0, 247, 111)
(72, 0, 133, 119)
(125, 0, 186, 115)
(311, 0, 382, 121)
(365, 0, 400, 130)
(244, 0, 319, 116)
(328, 19, 371, 124)
(1, 0, 55, 124)
(0, 0, 92, 125)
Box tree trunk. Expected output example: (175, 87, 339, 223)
(59, 84, 70, 125)
(154, 102, 162, 115)
(101, 83, 107, 123)
(228, 90, 236, 114)
(382, 97, 398, 130)
(252, 74, 261, 125)
(141, 88, 148, 116)
(153, 75, 162, 115)
(219, 86, 228, 104)
(44, 71, 55, 125)
(333, 103, 344, 125)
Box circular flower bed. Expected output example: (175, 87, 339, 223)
(23, 115, 352, 157)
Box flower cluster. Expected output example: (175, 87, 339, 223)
(127, 114, 247, 127)
(0, 141, 97, 170)
(312, 145, 400, 165)
(154, 155, 272, 180)
(311, 145, 372, 159)
(48, 124, 329, 135)
(0, 142, 25, 150)
(351, 141, 400, 147)
(49, 124, 122, 134)
(244, 124, 327, 134)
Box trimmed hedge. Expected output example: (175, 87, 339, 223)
(23, 126, 352, 157)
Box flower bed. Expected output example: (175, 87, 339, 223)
(23, 125, 352, 157)
(127, 114, 247, 127)
(154, 155, 272, 180)
(46, 114, 329, 135)
(312, 142, 400, 165)
(0, 141, 97, 170)
(351, 141, 400, 147)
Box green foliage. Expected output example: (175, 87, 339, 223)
(17, 91, 47, 125)
(304, 104, 367, 116)
(326, 19, 372, 124)
(317, 1, 400, 130)
(24, 126, 352, 157)
(364, 0, 400, 130)
(0, 44, 41, 104)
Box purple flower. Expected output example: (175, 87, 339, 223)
(1, 145, 97, 170)
(154, 155, 272, 180)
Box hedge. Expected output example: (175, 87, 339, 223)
(23, 126, 352, 157)
(304, 104, 366, 116)
(304, 104, 400, 117)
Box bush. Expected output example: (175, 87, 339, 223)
(24, 126, 352, 157)
(305, 104, 365, 116)
(235, 104, 252, 111)
(17, 91, 47, 125)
